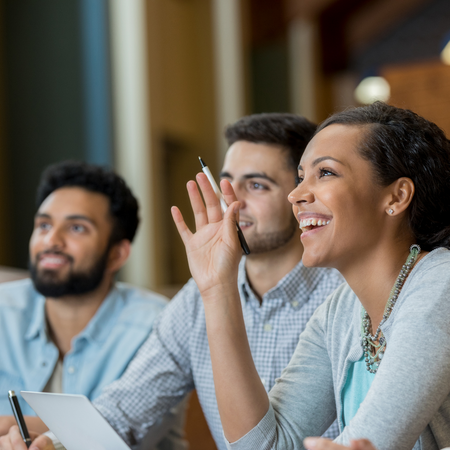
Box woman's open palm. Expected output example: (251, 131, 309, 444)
(171, 173, 243, 297)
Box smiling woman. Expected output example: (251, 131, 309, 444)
(172, 102, 450, 450)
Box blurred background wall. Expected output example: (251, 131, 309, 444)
(0, 0, 449, 291)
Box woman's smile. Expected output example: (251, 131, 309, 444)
(297, 212, 332, 233)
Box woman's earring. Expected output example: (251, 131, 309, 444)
(388, 209, 394, 215)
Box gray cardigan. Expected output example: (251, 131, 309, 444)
(227, 248, 450, 450)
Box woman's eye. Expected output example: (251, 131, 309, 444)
(319, 168, 335, 178)
(295, 175, 304, 186)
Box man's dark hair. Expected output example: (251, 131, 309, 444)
(36, 161, 139, 244)
(318, 101, 450, 251)
(225, 113, 316, 173)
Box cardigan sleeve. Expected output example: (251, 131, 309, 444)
(226, 295, 337, 450)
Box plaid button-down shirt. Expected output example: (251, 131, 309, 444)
(94, 258, 344, 449)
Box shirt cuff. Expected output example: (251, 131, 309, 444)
(224, 406, 276, 450)
(43, 431, 66, 450)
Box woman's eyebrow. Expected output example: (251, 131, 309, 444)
(312, 156, 344, 167)
(298, 156, 345, 171)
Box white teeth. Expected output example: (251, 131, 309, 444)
(299, 218, 331, 231)
(239, 221, 252, 227)
(40, 257, 66, 265)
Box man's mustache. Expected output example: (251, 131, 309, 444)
(36, 249, 74, 264)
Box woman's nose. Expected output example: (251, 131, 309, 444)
(288, 182, 313, 206)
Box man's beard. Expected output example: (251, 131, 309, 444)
(29, 249, 110, 298)
(245, 216, 298, 254)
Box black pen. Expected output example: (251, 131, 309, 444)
(198, 157, 250, 255)
(8, 391, 31, 448)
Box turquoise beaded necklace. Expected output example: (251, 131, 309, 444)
(360, 244, 421, 373)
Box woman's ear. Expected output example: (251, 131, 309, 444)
(384, 177, 415, 216)
(106, 239, 131, 274)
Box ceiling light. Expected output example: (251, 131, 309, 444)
(354, 76, 390, 104)
(441, 40, 450, 65)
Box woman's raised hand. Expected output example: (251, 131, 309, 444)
(173, 173, 269, 442)
(171, 173, 242, 298)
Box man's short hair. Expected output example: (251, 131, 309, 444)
(36, 161, 139, 244)
(224, 113, 316, 172)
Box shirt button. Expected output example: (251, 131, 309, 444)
(67, 366, 75, 374)
(263, 323, 272, 332)
(291, 300, 299, 307)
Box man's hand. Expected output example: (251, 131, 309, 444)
(0, 417, 48, 437)
(0, 426, 54, 450)
(304, 437, 377, 450)
(0, 418, 15, 438)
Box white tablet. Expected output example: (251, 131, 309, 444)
(21, 391, 131, 450)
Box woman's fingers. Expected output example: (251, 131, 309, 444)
(196, 173, 225, 224)
(350, 439, 378, 450)
(172, 174, 241, 257)
(220, 178, 239, 207)
(303, 437, 378, 450)
(179, 174, 240, 235)
(304, 437, 350, 450)
(223, 201, 240, 239)
(171, 206, 193, 246)
(186, 179, 209, 230)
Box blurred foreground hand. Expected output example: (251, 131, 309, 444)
(0, 426, 54, 450)
(304, 437, 377, 450)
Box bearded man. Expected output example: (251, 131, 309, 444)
(0, 161, 185, 449)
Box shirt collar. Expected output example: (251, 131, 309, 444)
(238, 257, 328, 309)
(25, 284, 124, 345)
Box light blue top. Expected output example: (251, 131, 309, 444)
(341, 357, 375, 427)
(0, 279, 168, 416)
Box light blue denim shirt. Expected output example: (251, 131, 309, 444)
(0, 278, 168, 416)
